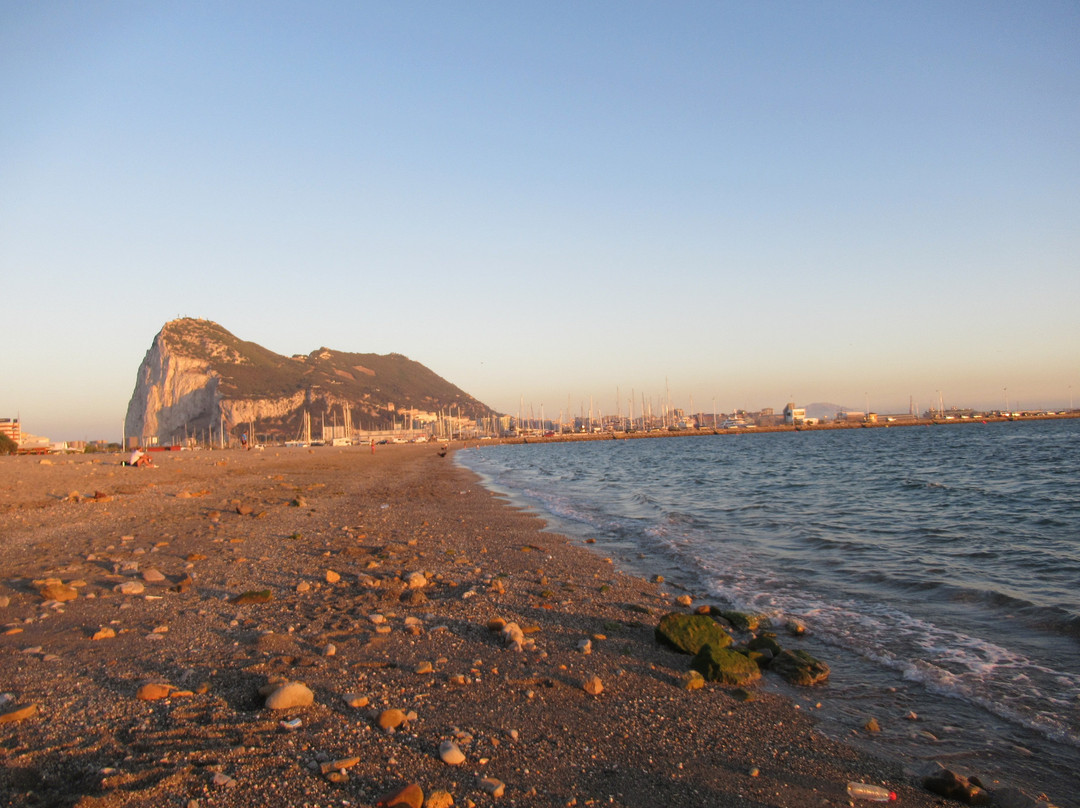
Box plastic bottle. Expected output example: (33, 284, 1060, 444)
(847, 782, 898, 802)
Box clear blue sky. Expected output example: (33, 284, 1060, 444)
(3, 2, 1078, 440)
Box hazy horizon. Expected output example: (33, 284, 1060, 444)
(3, 3, 1078, 442)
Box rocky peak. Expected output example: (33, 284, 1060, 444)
(124, 319, 495, 445)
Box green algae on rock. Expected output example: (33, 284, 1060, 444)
(655, 612, 733, 655)
(690, 644, 762, 686)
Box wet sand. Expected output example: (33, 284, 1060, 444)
(0, 445, 952, 808)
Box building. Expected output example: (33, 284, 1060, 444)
(836, 410, 866, 423)
(0, 417, 21, 445)
(783, 403, 806, 425)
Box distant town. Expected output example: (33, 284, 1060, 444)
(3, 403, 1078, 455)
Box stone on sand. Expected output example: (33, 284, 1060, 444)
(690, 644, 761, 686)
(424, 790, 455, 808)
(439, 739, 466, 765)
(0, 703, 38, 723)
(264, 681, 314, 710)
(377, 708, 408, 730)
(655, 612, 733, 655)
(39, 583, 78, 602)
(136, 683, 174, 701)
(376, 782, 424, 808)
(478, 776, 505, 797)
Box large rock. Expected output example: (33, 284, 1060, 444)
(124, 318, 496, 445)
(746, 635, 783, 657)
(768, 649, 830, 686)
(655, 612, 733, 655)
(717, 610, 765, 631)
(923, 769, 991, 806)
(690, 644, 761, 686)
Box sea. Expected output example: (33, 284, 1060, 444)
(456, 419, 1080, 804)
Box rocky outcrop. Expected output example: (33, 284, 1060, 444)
(124, 318, 495, 446)
(124, 328, 223, 443)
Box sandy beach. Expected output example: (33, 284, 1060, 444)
(1, 445, 963, 808)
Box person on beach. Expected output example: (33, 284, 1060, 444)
(127, 447, 153, 467)
(240, 431, 249, 450)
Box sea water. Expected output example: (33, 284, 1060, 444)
(457, 419, 1080, 802)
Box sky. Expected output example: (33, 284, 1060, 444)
(2, 1, 1078, 441)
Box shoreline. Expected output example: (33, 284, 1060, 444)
(0, 445, 1022, 807)
(484, 411, 1080, 447)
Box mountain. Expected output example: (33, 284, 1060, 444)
(804, 402, 851, 421)
(124, 319, 496, 445)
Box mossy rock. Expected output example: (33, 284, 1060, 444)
(746, 649, 774, 667)
(747, 635, 783, 657)
(718, 610, 765, 632)
(655, 612, 733, 655)
(690, 644, 761, 686)
(769, 649, 830, 686)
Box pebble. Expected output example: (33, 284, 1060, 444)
(0, 703, 38, 723)
(265, 681, 314, 710)
(676, 594, 693, 607)
(680, 670, 706, 691)
(478, 777, 505, 798)
(415, 661, 434, 675)
(319, 756, 360, 775)
(136, 683, 174, 701)
(377, 708, 408, 730)
(211, 772, 236, 788)
(142, 568, 166, 583)
(439, 739, 466, 765)
(405, 571, 428, 589)
(582, 676, 603, 696)
(425, 790, 455, 808)
(577, 639, 592, 654)
(376, 782, 424, 808)
(116, 581, 145, 596)
(38, 583, 77, 602)
(325, 570, 341, 584)
(342, 693, 369, 708)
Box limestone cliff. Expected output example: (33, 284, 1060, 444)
(124, 319, 496, 445)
